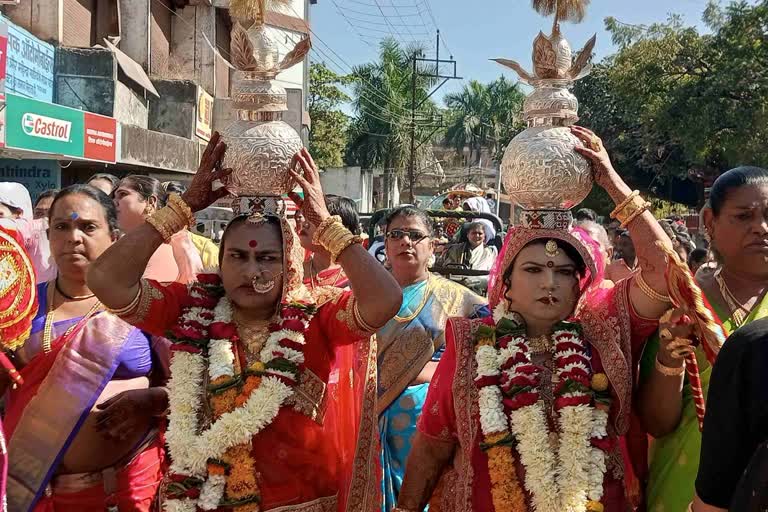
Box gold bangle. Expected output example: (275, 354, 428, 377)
(146, 206, 188, 242)
(655, 357, 685, 376)
(312, 216, 342, 246)
(611, 191, 650, 228)
(353, 298, 377, 333)
(610, 190, 639, 219)
(635, 272, 671, 303)
(619, 200, 651, 228)
(108, 285, 143, 316)
(331, 234, 364, 264)
(167, 194, 195, 228)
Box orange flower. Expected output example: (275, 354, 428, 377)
(224, 443, 260, 501)
(235, 376, 262, 407)
(211, 387, 238, 418)
(486, 441, 526, 512)
(207, 463, 227, 476)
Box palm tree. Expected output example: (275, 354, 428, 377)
(443, 77, 526, 166)
(346, 39, 440, 203)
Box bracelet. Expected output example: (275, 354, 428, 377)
(610, 190, 639, 218)
(353, 298, 377, 333)
(313, 216, 363, 264)
(167, 194, 195, 228)
(611, 191, 651, 228)
(108, 285, 142, 316)
(655, 357, 685, 376)
(312, 216, 342, 246)
(635, 272, 672, 303)
(146, 205, 189, 242)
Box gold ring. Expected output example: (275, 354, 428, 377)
(660, 328, 673, 341)
(590, 135, 602, 152)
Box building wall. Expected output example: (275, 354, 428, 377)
(62, 0, 93, 47)
(150, 0, 173, 75)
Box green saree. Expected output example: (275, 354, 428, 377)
(641, 291, 768, 512)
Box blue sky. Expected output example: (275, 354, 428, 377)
(308, 0, 717, 104)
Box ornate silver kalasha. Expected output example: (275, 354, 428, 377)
(494, 20, 597, 212)
(222, 20, 311, 198)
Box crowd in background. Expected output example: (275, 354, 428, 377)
(1, 161, 767, 512)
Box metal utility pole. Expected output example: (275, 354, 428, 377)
(407, 30, 461, 204)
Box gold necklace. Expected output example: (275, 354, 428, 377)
(233, 311, 273, 362)
(394, 276, 432, 323)
(42, 288, 102, 354)
(528, 335, 554, 355)
(715, 270, 751, 327)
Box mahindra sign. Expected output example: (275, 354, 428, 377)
(21, 113, 72, 142)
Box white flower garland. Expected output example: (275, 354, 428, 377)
(164, 293, 311, 511)
(476, 316, 611, 512)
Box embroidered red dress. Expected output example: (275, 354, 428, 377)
(120, 277, 380, 512)
(416, 226, 658, 512)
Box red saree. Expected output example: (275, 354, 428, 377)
(122, 277, 379, 511)
(419, 275, 658, 511)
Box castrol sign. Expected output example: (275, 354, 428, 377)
(5, 93, 117, 163)
(21, 113, 72, 142)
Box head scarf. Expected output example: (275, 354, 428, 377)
(487, 225, 604, 311)
(462, 196, 496, 243)
(0, 183, 33, 220)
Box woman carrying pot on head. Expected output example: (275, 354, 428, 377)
(114, 175, 204, 280)
(395, 126, 674, 512)
(638, 166, 768, 512)
(4, 185, 172, 511)
(377, 205, 488, 511)
(88, 138, 402, 512)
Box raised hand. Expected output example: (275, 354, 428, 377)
(181, 131, 233, 212)
(288, 148, 330, 227)
(570, 125, 617, 191)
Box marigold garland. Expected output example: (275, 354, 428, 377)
(474, 313, 612, 512)
(162, 274, 316, 512)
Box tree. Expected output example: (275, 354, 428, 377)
(308, 62, 351, 169)
(575, 1, 768, 206)
(443, 77, 525, 166)
(345, 39, 440, 193)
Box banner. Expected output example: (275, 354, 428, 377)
(4, 94, 117, 163)
(2, 15, 54, 101)
(0, 159, 60, 202)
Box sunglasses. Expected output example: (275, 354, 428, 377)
(386, 229, 428, 243)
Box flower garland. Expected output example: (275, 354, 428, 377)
(162, 275, 316, 512)
(474, 311, 612, 512)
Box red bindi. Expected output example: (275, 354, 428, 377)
(248, 240, 258, 248)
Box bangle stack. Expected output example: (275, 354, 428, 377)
(146, 194, 196, 242)
(655, 357, 685, 377)
(610, 190, 651, 228)
(635, 272, 672, 303)
(108, 285, 142, 317)
(312, 215, 364, 264)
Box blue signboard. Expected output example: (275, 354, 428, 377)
(0, 159, 60, 202)
(2, 16, 54, 102)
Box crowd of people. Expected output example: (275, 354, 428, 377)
(0, 127, 764, 512)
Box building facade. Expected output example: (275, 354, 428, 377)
(0, 0, 312, 195)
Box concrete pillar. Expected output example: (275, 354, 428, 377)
(5, 0, 63, 43)
(170, 4, 216, 95)
(119, 0, 150, 70)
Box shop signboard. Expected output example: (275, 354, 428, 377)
(0, 159, 60, 202)
(4, 93, 118, 163)
(1, 15, 54, 101)
(195, 86, 213, 141)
